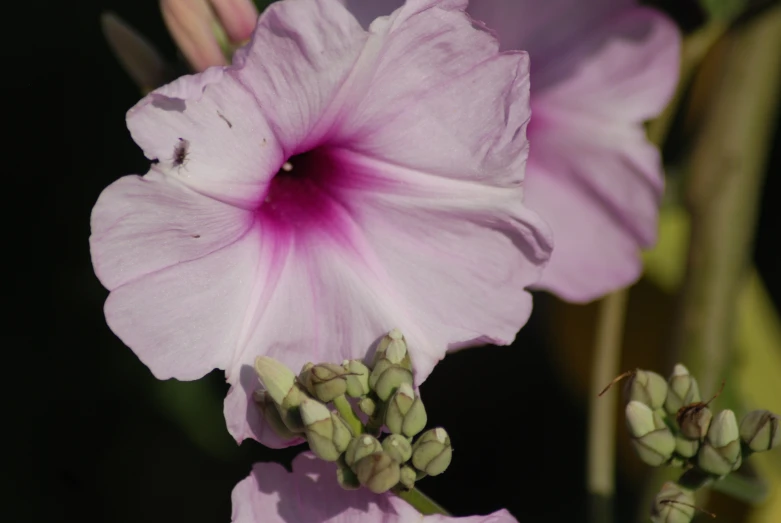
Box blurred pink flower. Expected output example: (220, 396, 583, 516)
(90, 0, 551, 448)
(344, 0, 681, 301)
(232, 452, 517, 522)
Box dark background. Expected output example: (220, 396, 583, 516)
(4, 1, 779, 522)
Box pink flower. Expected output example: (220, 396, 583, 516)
(343, 0, 681, 301)
(90, 0, 551, 448)
(232, 452, 517, 522)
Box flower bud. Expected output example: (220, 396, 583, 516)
(300, 398, 352, 462)
(344, 434, 382, 468)
(383, 434, 413, 463)
(626, 370, 668, 411)
(343, 360, 370, 398)
(354, 452, 401, 494)
(625, 401, 675, 466)
(664, 364, 701, 415)
(677, 405, 712, 440)
(252, 389, 301, 440)
(651, 482, 695, 523)
(698, 409, 742, 476)
(254, 356, 308, 431)
(399, 465, 416, 490)
(300, 363, 348, 403)
(411, 428, 452, 476)
(372, 329, 412, 370)
(740, 410, 780, 452)
(359, 397, 377, 417)
(674, 435, 699, 458)
(373, 365, 414, 401)
(385, 382, 428, 437)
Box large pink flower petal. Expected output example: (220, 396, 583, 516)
(525, 7, 679, 301)
(231, 452, 517, 522)
(339, 0, 530, 185)
(467, 0, 634, 60)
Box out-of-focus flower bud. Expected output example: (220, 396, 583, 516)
(411, 428, 452, 476)
(626, 370, 668, 411)
(160, 0, 229, 71)
(343, 360, 370, 398)
(383, 434, 413, 463)
(677, 405, 712, 440)
(300, 398, 352, 462)
(252, 389, 301, 439)
(344, 434, 382, 468)
(354, 452, 401, 494)
(651, 482, 696, 523)
(209, 0, 258, 43)
(359, 397, 377, 416)
(385, 382, 427, 437)
(399, 464, 416, 490)
(698, 410, 742, 476)
(740, 410, 780, 452)
(254, 356, 308, 431)
(674, 435, 699, 458)
(665, 364, 702, 415)
(625, 401, 675, 466)
(336, 462, 360, 490)
(300, 363, 348, 403)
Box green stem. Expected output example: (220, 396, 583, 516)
(711, 470, 770, 505)
(587, 289, 630, 523)
(333, 395, 364, 436)
(394, 486, 451, 516)
(670, 3, 781, 395)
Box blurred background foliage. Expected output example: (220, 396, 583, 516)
(9, 0, 779, 522)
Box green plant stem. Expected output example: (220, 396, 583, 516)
(393, 486, 451, 516)
(587, 289, 629, 523)
(670, 4, 781, 395)
(333, 395, 364, 435)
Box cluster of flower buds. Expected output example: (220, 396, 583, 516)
(620, 364, 780, 523)
(253, 329, 452, 495)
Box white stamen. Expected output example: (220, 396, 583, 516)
(281, 161, 293, 172)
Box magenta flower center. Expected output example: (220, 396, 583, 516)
(257, 148, 347, 235)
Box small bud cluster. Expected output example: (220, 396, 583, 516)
(253, 329, 452, 495)
(618, 364, 780, 523)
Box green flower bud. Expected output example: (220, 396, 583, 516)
(740, 410, 780, 452)
(677, 405, 712, 440)
(252, 390, 301, 440)
(300, 398, 352, 462)
(626, 369, 668, 411)
(300, 363, 348, 403)
(399, 465, 416, 490)
(354, 452, 401, 494)
(344, 434, 383, 468)
(359, 397, 377, 416)
(625, 401, 675, 466)
(664, 364, 702, 416)
(651, 482, 696, 523)
(372, 329, 412, 371)
(374, 365, 414, 401)
(385, 382, 427, 437)
(254, 356, 308, 431)
(698, 409, 742, 476)
(383, 434, 413, 463)
(674, 435, 700, 458)
(343, 360, 371, 398)
(336, 463, 361, 490)
(411, 427, 452, 476)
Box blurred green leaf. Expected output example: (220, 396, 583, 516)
(700, 0, 748, 20)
